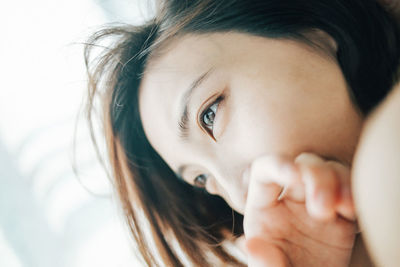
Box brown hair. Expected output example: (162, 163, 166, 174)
(83, 0, 400, 266)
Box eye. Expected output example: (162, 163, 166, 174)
(194, 174, 208, 188)
(200, 95, 224, 137)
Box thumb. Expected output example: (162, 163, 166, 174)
(246, 237, 290, 267)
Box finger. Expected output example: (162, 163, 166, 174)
(336, 185, 356, 221)
(247, 174, 284, 210)
(246, 237, 289, 267)
(244, 177, 283, 241)
(303, 166, 339, 220)
(301, 155, 355, 220)
(249, 155, 301, 204)
(295, 153, 339, 221)
(325, 161, 356, 221)
(244, 155, 299, 238)
(296, 153, 356, 221)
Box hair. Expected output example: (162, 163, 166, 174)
(83, 0, 400, 266)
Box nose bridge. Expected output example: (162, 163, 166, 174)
(210, 151, 245, 195)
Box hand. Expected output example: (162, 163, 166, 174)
(243, 153, 357, 267)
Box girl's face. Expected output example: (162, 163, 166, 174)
(139, 33, 363, 214)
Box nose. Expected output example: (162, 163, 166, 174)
(209, 163, 251, 214)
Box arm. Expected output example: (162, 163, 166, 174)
(352, 84, 400, 267)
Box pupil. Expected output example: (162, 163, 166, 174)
(195, 174, 207, 187)
(205, 110, 215, 125)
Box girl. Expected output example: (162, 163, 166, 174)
(84, 0, 400, 266)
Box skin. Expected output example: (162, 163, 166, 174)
(352, 84, 400, 267)
(242, 152, 359, 266)
(139, 32, 365, 265)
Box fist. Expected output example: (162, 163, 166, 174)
(243, 152, 357, 267)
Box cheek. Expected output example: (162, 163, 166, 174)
(225, 100, 296, 157)
(225, 94, 360, 161)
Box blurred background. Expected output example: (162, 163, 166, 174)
(0, 0, 154, 266)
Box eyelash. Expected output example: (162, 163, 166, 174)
(199, 95, 224, 139)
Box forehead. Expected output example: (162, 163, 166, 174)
(138, 32, 270, 126)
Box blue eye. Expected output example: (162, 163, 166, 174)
(200, 95, 224, 136)
(194, 174, 208, 188)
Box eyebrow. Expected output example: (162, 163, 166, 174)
(178, 69, 213, 140)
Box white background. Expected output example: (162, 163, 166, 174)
(0, 0, 153, 266)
